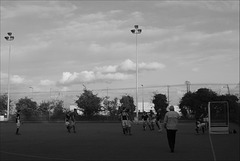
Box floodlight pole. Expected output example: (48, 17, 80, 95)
(131, 25, 142, 120)
(141, 84, 144, 112)
(29, 86, 33, 99)
(4, 32, 14, 121)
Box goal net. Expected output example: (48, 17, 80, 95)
(208, 101, 229, 134)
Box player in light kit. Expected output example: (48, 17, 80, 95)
(120, 109, 132, 135)
(15, 110, 21, 135)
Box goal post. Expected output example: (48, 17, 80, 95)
(208, 101, 229, 134)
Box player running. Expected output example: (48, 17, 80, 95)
(15, 110, 21, 135)
(120, 109, 132, 135)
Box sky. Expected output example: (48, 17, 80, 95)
(1, 0, 239, 108)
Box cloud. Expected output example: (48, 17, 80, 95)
(192, 67, 200, 72)
(40, 80, 55, 86)
(155, 1, 239, 12)
(94, 65, 117, 73)
(139, 62, 166, 71)
(57, 59, 165, 86)
(10, 75, 26, 84)
(1, 1, 77, 19)
(118, 59, 136, 72)
(118, 59, 165, 73)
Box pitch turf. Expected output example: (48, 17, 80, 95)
(0, 121, 239, 161)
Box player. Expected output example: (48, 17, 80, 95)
(149, 110, 155, 130)
(141, 111, 149, 131)
(15, 110, 21, 135)
(195, 117, 206, 134)
(69, 109, 78, 133)
(65, 110, 72, 133)
(120, 109, 132, 135)
(155, 109, 162, 132)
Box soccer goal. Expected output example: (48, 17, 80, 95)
(208, 101, 229, 134)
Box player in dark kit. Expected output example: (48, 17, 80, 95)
(141, 111, 149, 131)
(65, 111, 71, 133)
(120, 109, 132, 135)
(69, 109, 78, 133)
(15, 110, 21, 135)
(195, 118, 206, 134)
(149, 110, 155, 130)
(156, 109, 162, 132)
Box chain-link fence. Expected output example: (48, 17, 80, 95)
(6, 83, 240, 111)
(1, 83, 239, 122)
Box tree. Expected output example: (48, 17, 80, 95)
(39, 100, 56, 120)
(179, 88, 218, 118)
(152, 93, 168, 119)
(216, 94, 239, 122)
(0, 93, 13, 116)
(51, 100, 65, 120)
(119, 95, 135, 115)
(15, 97, 38, 120)
(75, 89, 102, 116)
(217, 94, 239, 111)
(103, 97, 119, 116)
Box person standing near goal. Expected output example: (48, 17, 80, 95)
(15, 110, 21, 135)
(163, 105, 180, 153)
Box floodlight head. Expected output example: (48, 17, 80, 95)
(138, 29, 142, 33)
(134, 25, 138, 29)
(5, 36, 9, 40)
(10, 36, 14, 40)
(131, 29, 135, 33)
(7, 32, 12, 36)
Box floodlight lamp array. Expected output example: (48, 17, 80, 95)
(131, 25, 142, 34)
(5, 32, 14, 41)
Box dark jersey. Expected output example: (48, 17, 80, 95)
(149, 113, 155, 120)
(121, 112, 129, 120)
(142, 114, 148, 121)
(16, 113, 20, 123)
(65, 113, 71, 122)
(156, 112, 161, 121)
(70, 111, 77, 122)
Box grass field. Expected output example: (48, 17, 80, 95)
(0, 121, 239, 161)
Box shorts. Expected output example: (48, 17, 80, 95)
(65, 121, 70, 126)
(16, 120, 21, 128)
(122, 120, 131, 128)
(197, 123, 206, 128)
(70, 121, 75, 126)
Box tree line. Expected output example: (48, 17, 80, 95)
(0, 88, 239, 122)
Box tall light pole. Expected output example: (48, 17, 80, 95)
(4, 32, 14, 121)
(29, 86, 33, 99)
(185, 81, 191, 93)
(167, 85, 170, 105)
(141, 84, 144, 112)
(131, 25, 142, 120)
